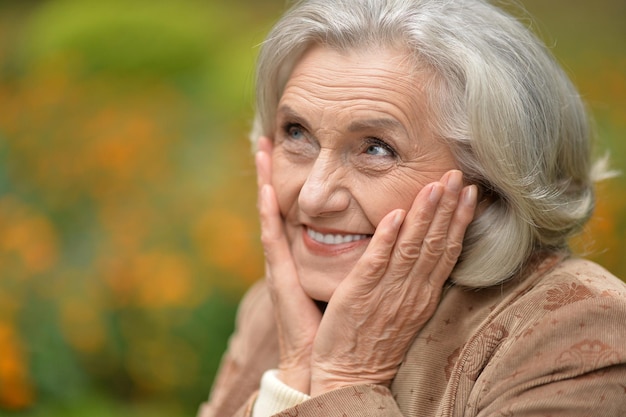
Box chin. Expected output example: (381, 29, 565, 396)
(298, 269, 345, 302)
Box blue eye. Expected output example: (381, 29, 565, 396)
(365, 139, 396, 157)
(287, 124, 305, 140)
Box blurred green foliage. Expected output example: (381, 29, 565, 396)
(0, 0, 624, 416)
(23, 2, 210, 74)
(0, 0, 282, 415)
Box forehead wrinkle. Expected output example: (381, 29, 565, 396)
(283, 55, 422, 104)
(284, 72, 427, 131)
(347, 117, 407, 134)
(279, 47, 434, 146)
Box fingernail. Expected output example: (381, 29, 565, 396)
(463, 185, 477, 206)
(257, 138, 269, 152)
(429, 183, 443, 202)
(447, 170, 463, 192)
(392, 209, 406, 229)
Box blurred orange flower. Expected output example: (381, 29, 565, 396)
(0, 321, 35, 410)
(0, 197, 59, 277)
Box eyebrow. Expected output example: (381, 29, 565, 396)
(278, 104, 406, 134)
(347, 118, 405, 133)
(276, 105, 304, 122)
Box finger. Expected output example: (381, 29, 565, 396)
(407, 170, 464, 277)
(256, 151, 269, 205)
(255, 136, 273, 188)
(417, 173, 472, 286)
(388, 181, 443, 275)
(343, 209, 406, 292)
(257, 135, 273, 153)
(429, 184, 477, 285)
(259, 184, 298, 293)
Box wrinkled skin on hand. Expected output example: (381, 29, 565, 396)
(256, 136, 477, 396)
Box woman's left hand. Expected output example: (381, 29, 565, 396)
(309, 170, 477, 395)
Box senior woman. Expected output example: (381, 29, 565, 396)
(199, 0, 626, 416)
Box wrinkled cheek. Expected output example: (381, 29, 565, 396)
(355, 178, 424, 226)
(271, 159, 305, 218)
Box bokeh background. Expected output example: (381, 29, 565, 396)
(0, 0, 624, 415)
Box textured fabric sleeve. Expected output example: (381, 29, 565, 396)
(269, 384, 404, 417)
(472, 275, 626, 416)
(197, 281, 280, 417)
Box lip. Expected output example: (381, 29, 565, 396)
(301, 226, 371, 256)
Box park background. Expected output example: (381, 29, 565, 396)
(0, 0, 624, 415)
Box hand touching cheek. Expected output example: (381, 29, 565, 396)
(310, 171, 477, 395)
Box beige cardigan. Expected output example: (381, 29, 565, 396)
(198, 253, 626, 416)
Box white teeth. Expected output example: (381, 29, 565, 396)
(307, 228, 369, 245)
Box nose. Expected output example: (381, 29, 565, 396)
(298, 150, 351, 217)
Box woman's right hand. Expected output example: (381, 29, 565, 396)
(256, 136, 322, 394)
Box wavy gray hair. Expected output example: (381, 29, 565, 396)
(250, 0, 610, 287)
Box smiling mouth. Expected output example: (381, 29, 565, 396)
(306, 227, 371, 245)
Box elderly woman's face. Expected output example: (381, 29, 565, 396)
(271, 45, 457, 302)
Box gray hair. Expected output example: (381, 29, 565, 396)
(251, 0, 610, 287)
